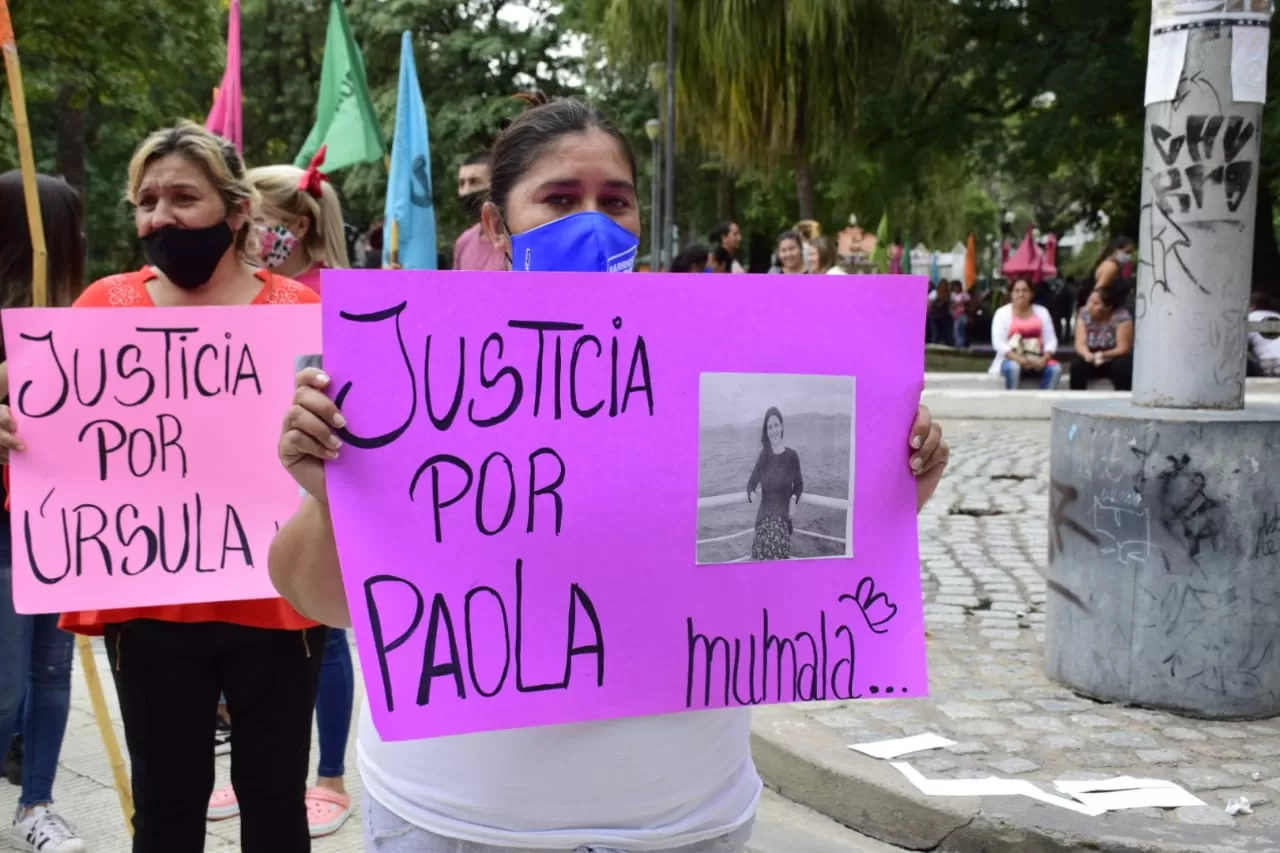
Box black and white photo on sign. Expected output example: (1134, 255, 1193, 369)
(696, 373, 855, 565)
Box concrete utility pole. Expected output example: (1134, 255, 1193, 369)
(663, 0, 677, 268)
(1045, 1, 1280, 720)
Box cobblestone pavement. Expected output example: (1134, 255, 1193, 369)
(800, 420, 1280, 835)
(6, 419, 1278, 849)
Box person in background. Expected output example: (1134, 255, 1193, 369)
(989, 277, 1062, 390)
(1070, 286, 1133, 390)
(709, 245, 735, 273)
(0, 171, 88, 853)
(950, 280, 972, 349)
(1092, 236, 1135, 308)
(927, 279, 954, 345)
(1248, 291, 1280, 377)
(453, 152, 505, 271)
(199, 157, 357, 840)
(671, 244, 710, 273)
(245, 153, 350, 296)
(794, 219, 820, 272)
(362, 219, 384, 269)
(269, 91, 953, 853)
(812, 236, 846, 275)
(772, 231, 807, 274)
(0, 122, 327, 853)
(708, 221, 746, 273)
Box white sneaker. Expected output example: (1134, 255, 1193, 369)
(11, 805, 87, 853)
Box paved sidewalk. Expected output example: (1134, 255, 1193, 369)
(754, 420, 1280, 852)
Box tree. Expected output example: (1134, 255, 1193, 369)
(587, 0, 930, 220)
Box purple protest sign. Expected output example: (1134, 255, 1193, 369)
(322, 270, 927, 741)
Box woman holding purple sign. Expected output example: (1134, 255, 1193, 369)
(271, 92, 951, 853)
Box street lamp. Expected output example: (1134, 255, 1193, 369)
(644, 119, 662, 270)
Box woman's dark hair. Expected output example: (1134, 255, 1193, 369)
(672, 243, 710, 273)
(709, 221, 734, 246)
(755, 406, 785, 472)
(1091, 285, 1120, 312)
(488, 91, 637, 217)
(1092, 235, 1135, 273)
(710, 245, 733, 270)
(936, 279, 952, 302)
(777, 230, 802, 251)
(0, 172, 85, 359)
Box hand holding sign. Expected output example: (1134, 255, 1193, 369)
(909, 405, 948, 511)
(279, 367, 343, 502)
(0, 403, 25, 462)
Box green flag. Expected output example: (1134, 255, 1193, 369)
(902, 233, 912, 275)
(295, 0, 385, 172)
(870, 213, 890, 273)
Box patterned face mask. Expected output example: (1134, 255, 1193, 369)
(257, 224, 300, 268)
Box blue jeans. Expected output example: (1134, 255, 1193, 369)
(316, 627, 353, 778)
(1000, 359, 1062, 390)
(954, 314, 969, 349)
(363, 796, 754, 853)
(0, 517, 75, 807)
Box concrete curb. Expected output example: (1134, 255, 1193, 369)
(750, 706, 1280, 853)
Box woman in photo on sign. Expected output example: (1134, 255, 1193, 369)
(746, 407, 804, 561)
(0, 171, 89, 853)
(270, 91, 952, 853)
(989, 277, 1062, 390)
(1070, 286, 1134, 391)
(205, 155, 357, 839)
(0, 122, 326, 853)
(245, 150, 350, 296)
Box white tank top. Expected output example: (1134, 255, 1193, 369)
(357, 703, 761, 850)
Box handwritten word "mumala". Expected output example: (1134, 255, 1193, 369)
(15, 327, 262, 418)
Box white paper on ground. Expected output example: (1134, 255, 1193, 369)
(1054, 776, 1181, 795)
(1073, 787, 1206, 811)
(1145, 29, 1190, 106)
(849, 733, 957, 760)
(1232, 25, 1270, 103)
(890, 763, 1107, 817)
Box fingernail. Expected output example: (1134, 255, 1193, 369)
(911, 436, 923, 449)
(911, 457, 923, 472)
(14, 444, 24, 453)
(332, 413, 347, 428)
(328, 435, 342, 450)
(316, 372, 331, 386)
(326, 450, 339, 460)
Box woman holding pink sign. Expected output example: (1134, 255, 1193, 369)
(0, 170, 89, 853)
(0, 122, 327, 853)
(270, 92, 951, 853)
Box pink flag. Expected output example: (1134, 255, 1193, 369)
(206, 0, 242, 153)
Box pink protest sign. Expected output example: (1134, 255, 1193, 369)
(3, 305, 321, 614)
(322, 270, 927, 741)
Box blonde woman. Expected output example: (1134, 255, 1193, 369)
(0, 122, 324, 853)
(245, 147, 350, 295)
(204, 155, 356, 839)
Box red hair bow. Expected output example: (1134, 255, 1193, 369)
(299, 145, 330, 198)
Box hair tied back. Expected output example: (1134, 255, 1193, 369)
(298, 145, 331, 198)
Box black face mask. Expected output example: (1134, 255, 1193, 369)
(460, 191, 486, 221)
(141, 222, 234, 290)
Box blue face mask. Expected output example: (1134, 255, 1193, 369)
(508, 211, 639, 273)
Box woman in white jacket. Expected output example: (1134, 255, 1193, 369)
(988, 277, 1062, 390)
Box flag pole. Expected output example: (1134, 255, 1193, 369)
(389, 219, 400, 267)
(1, 0, 134, 836)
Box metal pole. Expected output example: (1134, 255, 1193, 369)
(1133, 3, 1271, 408)
(663, 0, 677, 269)
(651, 137, 662, 270)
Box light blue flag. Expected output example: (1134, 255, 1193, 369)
(383, 31, 437, 269)
(930, 252, 940, 284)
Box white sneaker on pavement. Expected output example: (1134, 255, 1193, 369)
(11, 805, 87, 853)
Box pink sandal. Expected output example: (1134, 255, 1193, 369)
(207, 784, 239, 820)
(305, 786, 352, 838)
